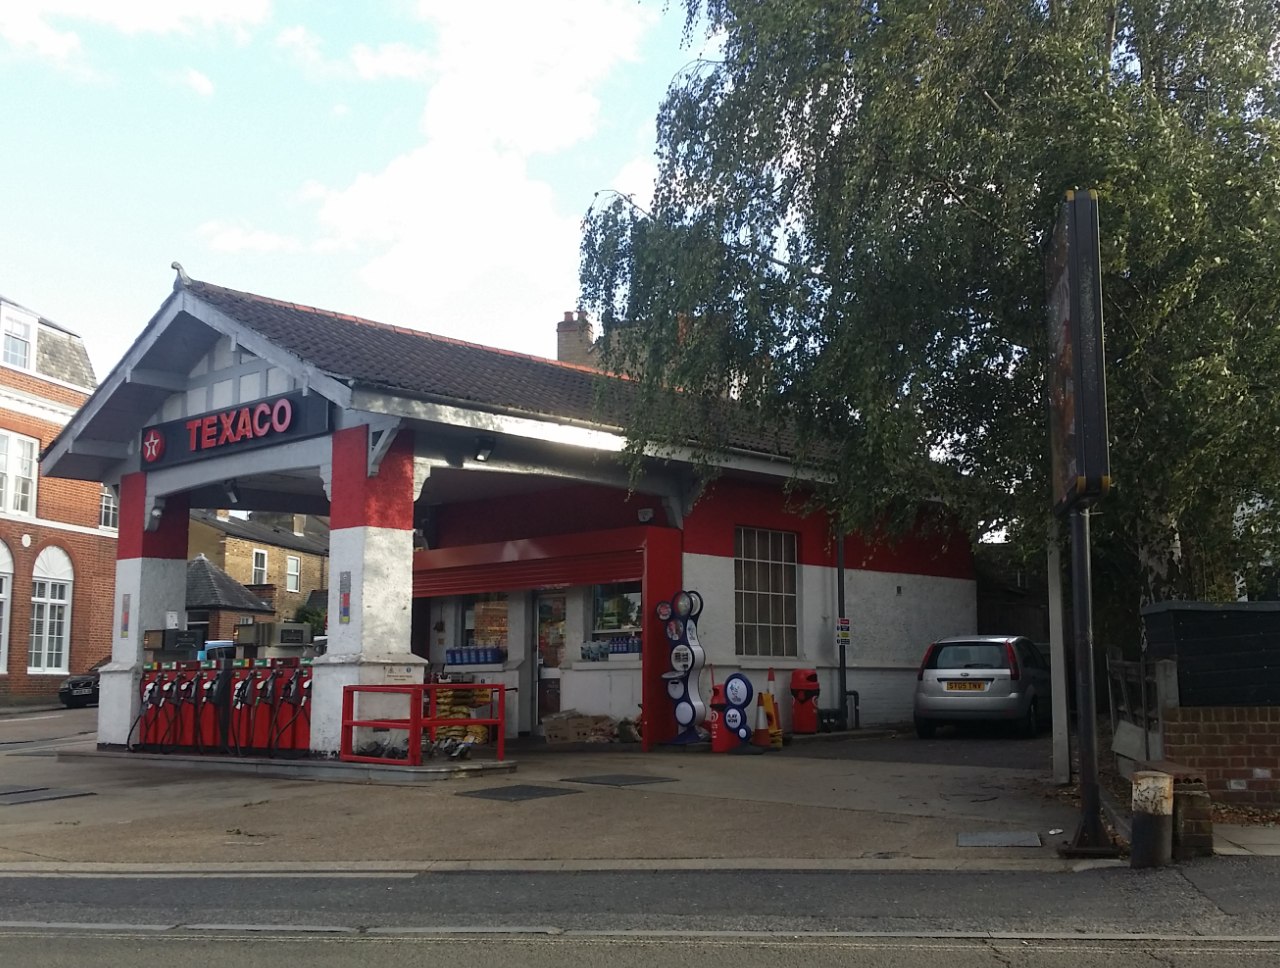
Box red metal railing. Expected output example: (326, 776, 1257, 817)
(340, 683, 506, 765)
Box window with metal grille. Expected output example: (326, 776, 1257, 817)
(734, 526, 798, 657)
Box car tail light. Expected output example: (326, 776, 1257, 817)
(917, 645, 936, 681)
(1005, 641, 1021, 680)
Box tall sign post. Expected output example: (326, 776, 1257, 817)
(1046, 189, 1115, 855)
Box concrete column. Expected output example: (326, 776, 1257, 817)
(100, 474, 189, 747)
(311, 427, 425, 754)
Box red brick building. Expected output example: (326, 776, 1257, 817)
(0, 292, 116, 705)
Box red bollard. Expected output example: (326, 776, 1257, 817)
(708, 683, 740, 753)
(790, 668, 820, 735)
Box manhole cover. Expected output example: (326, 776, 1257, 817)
(0, 788, 95, 805)
(957, 831, 1042, 848)
(457, 784, 579, 802)
(563, 774, 675, 787)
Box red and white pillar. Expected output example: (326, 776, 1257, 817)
(100, 473, 189, 747)
(310, 426, 424, 753)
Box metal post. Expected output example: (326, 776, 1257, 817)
(1047, 531, 1071, 785)
(1062, 507, 1115, 855)
(836, 528, 848, 730)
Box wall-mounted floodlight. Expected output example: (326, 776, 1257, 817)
(473, 436, 495, 462)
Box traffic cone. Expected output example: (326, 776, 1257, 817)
(766, 668, 784, 748)
(751, 694, 771, 747)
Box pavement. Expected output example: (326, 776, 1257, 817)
(0, 706, 1273, 871)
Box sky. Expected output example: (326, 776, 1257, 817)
(0, 1, 706, 381)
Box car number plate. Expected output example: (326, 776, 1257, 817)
(945, 681, 984, 691)
(71, 688, 93, 696)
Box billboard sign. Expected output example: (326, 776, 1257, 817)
(1047, 190, 1111, 516)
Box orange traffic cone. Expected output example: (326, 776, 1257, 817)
(751, 694, 772, 747)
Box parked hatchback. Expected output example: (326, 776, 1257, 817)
(913, 636, 1049, 738)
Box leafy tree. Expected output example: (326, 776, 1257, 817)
(295, 603, 326, 638)
(581, 0, 1280, 619)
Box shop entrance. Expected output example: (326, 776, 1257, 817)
(534, 594, 566, 729)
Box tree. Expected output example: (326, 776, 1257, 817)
(580, 0, 1280, 621)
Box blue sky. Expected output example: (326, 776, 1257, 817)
(0, 1, 705, 380)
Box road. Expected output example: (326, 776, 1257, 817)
(2, 706, 1278, 966)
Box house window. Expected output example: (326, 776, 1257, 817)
(734, 526, 798, 658)
(252, 549, 268, 585)
(99, 486, 119, 530)
(0, 539, 11, 674)
(2, 310, 34, 370)
(0, 430, 38, 516)
(29, 546, 73, 674)
(286, 555, 301, 593)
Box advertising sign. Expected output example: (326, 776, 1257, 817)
(139, 391, 331, 470)
(1047, 190, 1111, 516)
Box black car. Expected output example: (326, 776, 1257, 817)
(58, 658, 107, 708)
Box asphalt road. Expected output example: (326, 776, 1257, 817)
(784, 728, 1054, 771)
(0, 933, 1278, 968)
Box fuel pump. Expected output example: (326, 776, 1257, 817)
(272, 665, 306, 754)
(127, 671, 166, 751)
(230, 669, 255, 755)
(203, 662, 234, 752)
(254, 665, 283, 753)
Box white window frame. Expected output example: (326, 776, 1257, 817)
(285, 555, 301, 593)
(99, 485, 119, 530)
(0, 429, 39, 517)
(1, 307, 36, 371)
(251, 549, 268, 585)
(0, 540, 12, 674)
(29, 546, 73, 674)
(734, 526, 799, 658)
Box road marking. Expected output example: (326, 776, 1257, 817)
(0, 716, 62, 724)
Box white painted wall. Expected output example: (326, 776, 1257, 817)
(680, 551, 975, 726)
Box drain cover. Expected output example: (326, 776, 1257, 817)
(0, 788, 95, 805)
(563, 774, 675, 787)
(957, 831, 1043, 848)
(457, 784, 579, 802)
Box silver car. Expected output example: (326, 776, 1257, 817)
(913, 635, 1050, 738)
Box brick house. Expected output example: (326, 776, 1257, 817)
(188, 510, 328, 631)
(0, 293, 117, 705)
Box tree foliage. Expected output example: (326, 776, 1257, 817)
(580, 0, 1280, 611)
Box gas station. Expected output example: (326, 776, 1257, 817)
(41, 268, 977, 761)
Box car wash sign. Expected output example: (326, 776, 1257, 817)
(139, 391, 331, 468)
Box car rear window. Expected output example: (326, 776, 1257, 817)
(927, 643, 1008, 670)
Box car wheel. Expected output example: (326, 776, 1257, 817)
(915, 718, 937, 739)
(1021, 700, 1039, 738)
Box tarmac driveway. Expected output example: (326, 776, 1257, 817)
(784, 726, 1055, 772)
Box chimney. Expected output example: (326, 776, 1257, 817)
(556, 309, 595, 368)
(292, 513, 306, 536)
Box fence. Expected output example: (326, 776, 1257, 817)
(340, 683, 506, 765)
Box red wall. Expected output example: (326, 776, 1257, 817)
(682, 478, 973, 579)
(434, 482, 668, 548)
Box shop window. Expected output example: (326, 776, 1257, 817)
(29, 546, 73, 674)
(463, 593, 508, 648)
(593, 582, 642, 633)
(0, 430, 38, 516)
(252, 549, 268, 585)
(0, 539, 11, 673)
(286, 555, 301, 592)
(99, 486, 119, 530)
(734, 526, 798, 658)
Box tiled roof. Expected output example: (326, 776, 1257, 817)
(190, 510, 329, 556)
(184, 279, 796, 459)
(187, 554, 274, 613)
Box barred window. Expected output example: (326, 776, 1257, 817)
(734, 526, 798, 657)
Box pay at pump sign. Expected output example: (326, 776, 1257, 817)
(835, 617, 851, 648)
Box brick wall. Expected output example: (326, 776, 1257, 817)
(1162, 706, 1280, 806)
(223, 536, 326, 623)
(0, 371, 115, 706)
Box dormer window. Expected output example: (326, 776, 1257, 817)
(1, 308, 35, 370)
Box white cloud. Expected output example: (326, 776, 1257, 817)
(198, 219, 301, 254)
(0, 1, 269, 66)
(183, 67, 214, 97)
(350, 42, 430, 80)
(275, 24, 322, 67)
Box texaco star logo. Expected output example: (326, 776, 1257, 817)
(141, 428, 165, 463)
